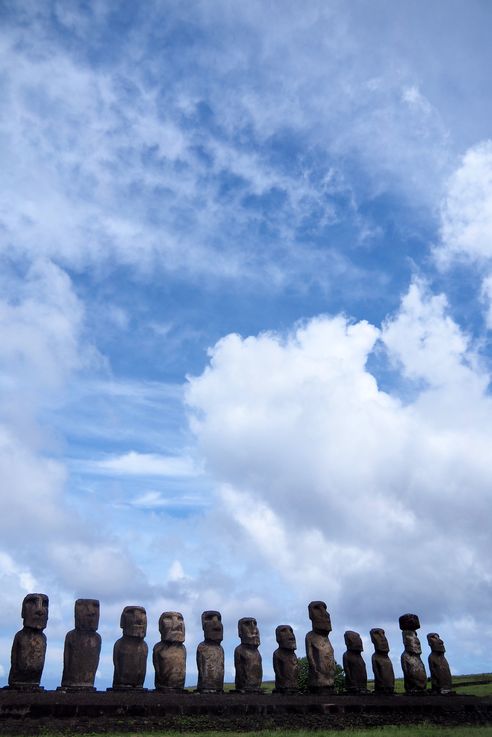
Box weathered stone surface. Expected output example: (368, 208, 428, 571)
(8, 593, 49, 690)
(401, 630, 427, 693)
(343, 631, 368, 693)
(399, 613, 421, 631)
(234, 617, 262, 693)
(61, 599, 101, 690)
(273, 625, 299, 694)
(427, 633, 453, 694)
(196, 611, 224, 693)
(112, 606, 148, 689)
(153, 612, 186, 692)
(370, 627, 395, 694)
(305, 601, 335, 693)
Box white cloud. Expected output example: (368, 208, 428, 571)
(436, 140, 492, 266)
(186, 281, 492, 645)
(89, 451, 199, 477)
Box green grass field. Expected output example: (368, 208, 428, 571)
(225, 672, 492, 697)
(37, 728, 492, 737)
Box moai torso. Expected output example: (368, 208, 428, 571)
(196, 610, 224, 693)
(273, 624, 299, 693)
(8, 593, 49, 689)
(112, 606, 148, 689)
(306, 601, 335, 691)
(154, 611, 186, 691)
(399, 614, 426, 693)
(370, 628, 395, 694)
(61, 599, 101, 689)
(343, 631, 367, 693)
(427, 633, 453, 694)
(234, 617, 262, 692)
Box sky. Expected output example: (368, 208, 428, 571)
(1, 0, 492, 689)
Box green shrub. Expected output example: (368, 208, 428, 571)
(297, 657, 345, 693)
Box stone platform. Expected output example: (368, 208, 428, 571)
(1, 690, 492, 734)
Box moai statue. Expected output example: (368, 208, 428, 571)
(234, 617, 262, 693)
(8, 593, 49, 690)
(196, 610, 224, 693)
(153, 611, 186, 692)
(273, 624, 299, 694)
(427, 632, 453, 694)
(399, 613, 427, 694)
(112, 606, 148, 689)
(305, 600, 335, 693)
(60, 599, 101, 690)
(370, 628, 395, 694)
(343, 630, 368, 693)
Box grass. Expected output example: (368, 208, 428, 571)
(35, 728, 492, 737)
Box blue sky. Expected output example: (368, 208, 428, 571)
(1, 0, 492, 689)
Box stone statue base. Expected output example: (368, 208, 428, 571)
(57, 686, 96, 692)
(273, 687, 300, 695)
(155, 686, 187, 693)
(230, 688, 264, 694)
(309, 686, 335, 695)
(194, 688, 224, 694)
(107, 686, 148, 692)
(4, 684, 44, 691)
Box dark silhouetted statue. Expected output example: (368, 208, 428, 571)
(370, 627, 395, 694)
(273, 624, 299, 694)
(196, 610, 224, 693)
(8, 593, 49, 690)
(427, 632, 453, 694)
(234, 617, 262, 693)
(153, 611, 186, 692)
(112, 606, 148, 689)
(399, 614, 426, 693)
(343, 630, 368, 693)
(305, 601, 335, 693)
(61, 599, 101, 690)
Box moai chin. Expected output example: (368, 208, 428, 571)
(273, 624, 299, 694)
(343, 630, 368, 693)
(8, 593, 49, 690)
(153, 611, 187, 692)
(111, 606, 148, 690)
(305, 600, 335, 693)
(370, 627, 395, 694)
(60, 599, 101, 690)
(196, 610, 224, 693)
(427, 632, 453, 694)
(234, 617, 262, 693)
(399, 614, 426, 694)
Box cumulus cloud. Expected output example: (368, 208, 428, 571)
(437, 140, 492, 266)
(186, 281, 492, 663)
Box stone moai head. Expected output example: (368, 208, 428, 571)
(74, 599, 100, 632)
(159, 611, 185, 643)
(276, 625, 297, 651)
(344, 630, 363, 652)
(370, 628, 389, 653)
(121, 606, 147, 638)
(399, 613, 420, 631)
(22, 593, 49, 630)
(201, 610, 223, 643)
(308, 601, 332, 635)
(427, 632, 446, 653)
(238, 617, 260, 646)
(403, 630, 422, 655)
